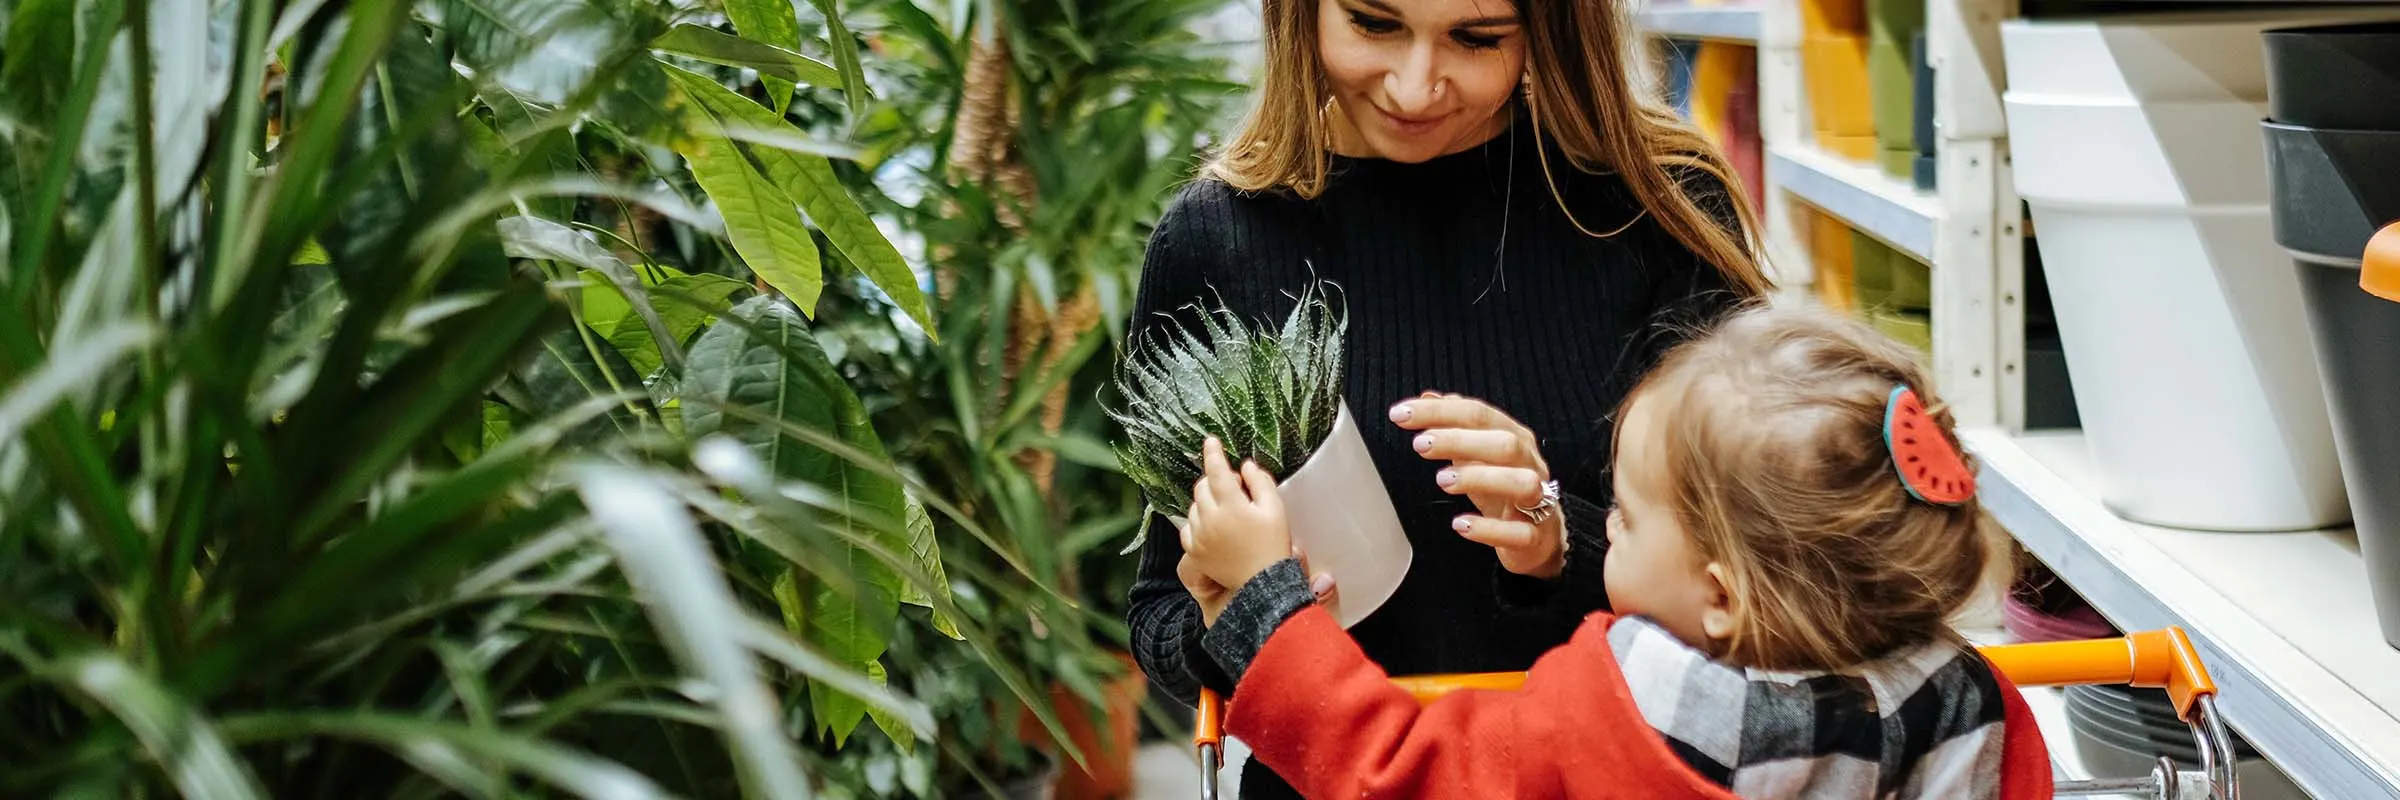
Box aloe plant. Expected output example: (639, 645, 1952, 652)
(1109, 285, 1348, 535)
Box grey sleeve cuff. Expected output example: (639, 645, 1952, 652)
(1199, 559, 1316, 684)
(1494, 492, 1613, 614)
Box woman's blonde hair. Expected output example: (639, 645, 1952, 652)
(1626, 307, 2004, 671)
(1207, 0, 1772, 298)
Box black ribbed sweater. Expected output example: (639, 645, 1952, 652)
(1124, 118, 1750, 798)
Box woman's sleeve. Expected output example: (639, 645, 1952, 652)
(1123, 187, 1239, 705)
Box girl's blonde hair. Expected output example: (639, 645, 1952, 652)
(1206, 0, 1772, 299)
(1628, 307, 2003, 671)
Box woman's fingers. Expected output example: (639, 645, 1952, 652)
(1453, 515, 1538, 550)
(1388, 395, 1530, 438)
(1436, 465, 1546, 506)
(1410, 428, 1534, 466)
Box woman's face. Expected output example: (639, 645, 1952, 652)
(1316, 0, 1528, 163)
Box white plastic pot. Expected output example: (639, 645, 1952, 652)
(2001, 11, 2400, 104)
(2020, 206, 2348, 530)
(2004, 99, 2270, 208)
(2004, 17, 2352, 531)
(1178, 402, 1413, 628)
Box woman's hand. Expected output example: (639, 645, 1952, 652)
(1390, 393, 1567, 579)
(1182, 438, 1297, 593)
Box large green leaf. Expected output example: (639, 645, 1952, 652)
(500, 216, 686, 374)
(898, 493, 961, 641)
(580, 267, 751, 376)
(665, 67, 930, 333)
(717, 0, 800, 112)
(860, 660, 914, 754)
(677, 131, 823, 315)
(436, 0, 621, 106)
(650, 24, 841, 90)
(494, 325, 655, 447)
(804, 0, 867, 116)
(682, 295, 906, 744)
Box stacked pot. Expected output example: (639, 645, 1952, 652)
(2261, 21, 2400, 649)
(1999, 12, 2387, 532)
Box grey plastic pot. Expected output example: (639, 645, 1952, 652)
(2264, 21, 2400, 130)
(2264, 121, 2400, 648)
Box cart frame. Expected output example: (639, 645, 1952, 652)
(1192, 627, 2238, 799)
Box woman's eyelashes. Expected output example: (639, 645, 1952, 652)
(1346, 10, 1401, 35)
(1343, 10, 1510, 50)
(1452, 29, 1506, 50)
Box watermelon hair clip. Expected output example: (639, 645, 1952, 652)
(1882, 386, 1975, 506)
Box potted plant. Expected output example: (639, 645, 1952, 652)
(1109, 287, 1411, 628)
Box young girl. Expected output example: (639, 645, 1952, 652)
(1177, 306, 2054, 799)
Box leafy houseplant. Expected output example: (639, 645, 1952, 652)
(0, 0, 1090, 793)
(1108, 284, 1412, 627)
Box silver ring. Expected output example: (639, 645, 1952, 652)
(1515, 480, 1562, 525)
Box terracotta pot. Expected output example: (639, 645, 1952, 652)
(1015, 652, 1149, 800)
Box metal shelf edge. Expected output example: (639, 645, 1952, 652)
(1769, 146, 1940, 263)
(1964, 429, 2400, 800)
(1638, 6, 1762, 43)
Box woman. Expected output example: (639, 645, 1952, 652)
(1125, 0, 1771, 796)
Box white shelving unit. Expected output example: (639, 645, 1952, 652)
(1967, 430, 2400, 800)
(1637, 4, 1764, 43)
(1748, 0, 2018, 430)
(1662, 0, 2400, 796)
(1766, 144, 1941, 261)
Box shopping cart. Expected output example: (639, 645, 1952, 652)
(1192, 627, 2238, 800)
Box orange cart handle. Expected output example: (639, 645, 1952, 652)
(1191, 628, 2219, 745)
(1979, 627, 2217, 721)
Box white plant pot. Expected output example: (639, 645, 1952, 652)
(2004, 98, 2269, 208)
(1177, 402, 1413, 629)
(2022, 206, 2348, 531)
(1282, 403, 1412, 628)
(2000, 11, 2400, 104)
(2004, 16, 2352, 531)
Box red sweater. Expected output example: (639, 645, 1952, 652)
(1226, 607, 2056, 799)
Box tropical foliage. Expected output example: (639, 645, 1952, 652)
(0, 0, 1249, 792)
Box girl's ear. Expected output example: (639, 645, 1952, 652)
(1699, 562, 1738, 642)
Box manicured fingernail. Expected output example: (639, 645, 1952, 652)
(1311, 574, 1336, 596)
(1436, 469, 1459, 488)
(1389, 403, 1412, 423)
(1413, 433, 1434, 453)
(1453, 516, 1473, 533)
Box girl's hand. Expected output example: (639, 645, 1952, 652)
(1176, 553, 1233, 627)
(1181, 437, 1296, 592)
(1390, 393, 1567, 579)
